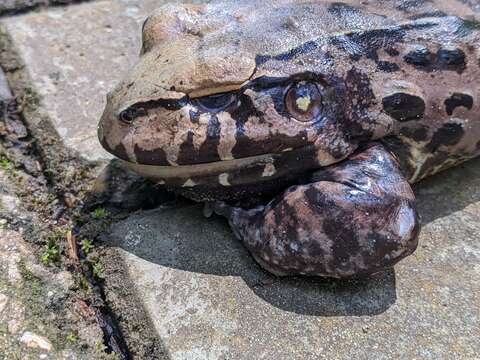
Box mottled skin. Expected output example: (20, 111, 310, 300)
(98, 0, 480, 278)
(214, 144, 419, 277)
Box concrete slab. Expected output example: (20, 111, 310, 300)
(0, 0, 91, 17)
(102, 158, 480, 360)
(0, 168, 105, 359)
(0, 0, 205, 162)
(3, 0, 478, 358)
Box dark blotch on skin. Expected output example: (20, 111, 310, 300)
(177, 116, 221, 164)
(404, 46, 432, 66)
(377, 61, 400, 72)
(408, 11, 447, 20)
(322, 210, 360, 267)
(463, 19, 480, 31)
(112, 142, 129, 162)
(386, 48, 400, 57)
(230, 94, 267, 158)
(400, 126, 429, 142)
(404, 46, 468, 73)
(327, 2, 360, 17)
(130, 97, 187, 113)
(255, 41, 319, 65)
(436, 48, 466, 73)
(330, 28, 406, 62)
(344, 68, 376, 139)
(176, 131, 196, 165)
(230, 90, 310, 159)
(382, 93, 426, 122)
(198, 115, 221, 162)
(426, 123, 465, 152)
(444, 93, 474, 116)
(134, 144, 168, 165)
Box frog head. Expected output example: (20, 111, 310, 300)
(98, 2, 394, 200)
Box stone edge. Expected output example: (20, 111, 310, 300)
(0, 23, 165, 358)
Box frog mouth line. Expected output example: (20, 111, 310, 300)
(121, 152, 280, 180)
(120, 144, 320, 185)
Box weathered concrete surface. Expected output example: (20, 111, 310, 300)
(101, 158, 480, 360)
(0, 0, 91, 17)
(2, 0, 479, 358)
(0, 169, 105, 359)
(0, 228, 104, 359)
(0, 0, 205, 162)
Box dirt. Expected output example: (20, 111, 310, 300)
(0, 25, 171, 359)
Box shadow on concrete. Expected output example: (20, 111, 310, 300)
(101, 202, 397, 317)
(413, 157, 480, 224)
(98, 156, 480, 317)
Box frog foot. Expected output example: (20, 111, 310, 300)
(213, 143, 419, 278)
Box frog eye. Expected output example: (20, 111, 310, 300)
(118, 107, 147, 124)
(285, 82, 323, 122)
(192, 93, 237, 112)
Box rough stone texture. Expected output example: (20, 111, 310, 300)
(101, 158, 480, 360)
(0, 227, 106, 359)
(0, 0, 91, 17)
(2, 0, 479, 358)
(0, 65, 12, 99)
(0, 0, 205, 162)
(0, 170, 105, 359)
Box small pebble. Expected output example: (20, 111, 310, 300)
(63, 192, 76, 208)
(19, 331, 53, 352)
(0, 293, 8, 312)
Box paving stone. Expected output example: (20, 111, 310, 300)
(0, 65, 12, 100)
(0, 169, 105, 359)
(102, 158, 480, 360)
(0, 0, 90, 17)
(0, 0, 204, 162)
(3, 0, 479, 358)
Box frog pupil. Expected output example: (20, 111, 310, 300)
(285, 82, 322, 121)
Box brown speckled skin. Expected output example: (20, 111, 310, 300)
(98, 0, 480, 278)
(214, 144, 419, 278)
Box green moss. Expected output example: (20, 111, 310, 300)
(66, 332, 78, 343)
(0, 157, 13, 171)
(92, 262, 104, 278)
(18, 260, 43, 298)
(91, 208, 109, 220)
(81, 239, 94, 254)
(0, 156, 16, 177)
(40, 243, 60, 266)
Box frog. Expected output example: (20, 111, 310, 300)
(98, 0, 480, 278)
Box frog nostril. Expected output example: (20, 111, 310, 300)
(118, 107, 146, 124)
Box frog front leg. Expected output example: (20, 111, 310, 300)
(213, 143, 419, 278)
